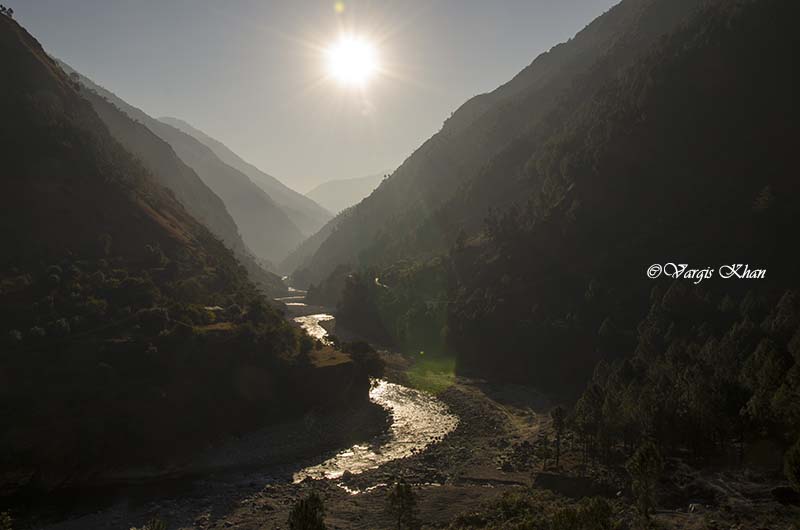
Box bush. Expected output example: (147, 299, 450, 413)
(137, 307, 170, 334)
(27, 326, 45, 339)
(84, 297, 108, 318)
(287, 491, 327, 530)
(49, 318, 71, 338)
(299, 333, 315, 355)
(0, 511, 11, 530)
(550, 497, 614, 530)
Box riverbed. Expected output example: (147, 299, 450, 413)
(286, 293, 459, 487)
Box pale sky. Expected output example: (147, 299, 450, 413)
(8, 0, 617, 192)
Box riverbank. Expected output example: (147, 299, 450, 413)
(110, 373, 552, 529)
(167, 376, 800, 530)
(11, 395, 389, 530)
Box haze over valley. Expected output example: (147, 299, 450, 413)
(0, 1, 798, 529)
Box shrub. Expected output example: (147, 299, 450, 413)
(287, 491, 327, 530)
(299, 333, 315, 355)
(49, 318, 71, 337)
(137, 307, 170, 334)
(0, 510, 11, 530)
(28, 326, 45, 339)
(550, 497, 614, 530)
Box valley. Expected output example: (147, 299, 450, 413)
(1, 0, 799, 528)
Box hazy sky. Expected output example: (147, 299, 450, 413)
(8, 0, 616, 193)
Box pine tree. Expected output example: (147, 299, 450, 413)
(626, 440, 663, 524)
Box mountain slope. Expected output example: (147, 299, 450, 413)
(0, 15, 369, 491)
(160, 116, 333, 236)
(299, 0, 701, 284)
(305, 173, 386, 215)
(281, 214, 344, 285)
(76, 84, 285, 295)
(58, 68, 305, 266)
(445, 0, 799, 389)
(1, 10, 285, 481)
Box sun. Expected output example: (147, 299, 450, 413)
(325, 35, 379, 87)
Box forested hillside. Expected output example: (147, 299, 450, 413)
(0, 15, 369, 492)
(298, 0, 702, 286)
(334, 0, 800, 487)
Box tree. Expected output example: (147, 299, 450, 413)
(551, 406, 566, 468)
(0, 511, 11, 530)
(536, 436, 553, 470)
(287, 491, 327, 530)
(387, 478, 420, 530)
(785, 438, 800, 493)
(626, 440, 663, 525)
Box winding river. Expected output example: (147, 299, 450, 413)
(284, 293, 458, 487)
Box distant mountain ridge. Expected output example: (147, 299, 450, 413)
(305, 173, 386, 215)
(72, 77, 285, 294)
(159, 116, 332, 237)
(58, 65, 306, 267)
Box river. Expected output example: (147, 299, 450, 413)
(284, 292, 458, 490)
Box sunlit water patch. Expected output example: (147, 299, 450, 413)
(293, 313, 335, 343)
(290, 307, 459, 489)
(293, 379, 458, 483)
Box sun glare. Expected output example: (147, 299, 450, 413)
(325, 35, 379, 87)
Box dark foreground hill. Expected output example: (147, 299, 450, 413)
(0, 14, 371, 493)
